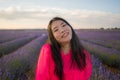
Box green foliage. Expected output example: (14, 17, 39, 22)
(2, 58, 30, 80)
(83, 42, 120, 70)
(102, 54, 120, 69)
(88, 48, 120, 70)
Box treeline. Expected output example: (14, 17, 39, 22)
(100, 27, 120, 30)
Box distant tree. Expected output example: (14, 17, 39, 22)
(108, 27, 120, 30)
(114, 27, 118, 30)
(100, 27, 104, 30)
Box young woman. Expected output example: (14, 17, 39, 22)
(35, 17, 92, 80)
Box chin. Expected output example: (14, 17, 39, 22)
(61, 39, 71, 43)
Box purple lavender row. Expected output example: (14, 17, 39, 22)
(80, 38, 120, 51)
(81, 40, 120, 55)
(0, 30, 34, 43)
(0, 35, 38, 57)
(90, 55, 120, 80)
(76, 30, 120, 41)
(0, 30, 47, 44)
(0, 34, 48, 80)
(81, 40, 120, 69)
(76, 30, 120, 51)
(80, 40, 120, 79)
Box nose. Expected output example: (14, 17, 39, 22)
(60, 28, 65, 33)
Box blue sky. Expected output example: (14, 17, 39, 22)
(0, 0, 120, 29)
(0, 0, 120, 13)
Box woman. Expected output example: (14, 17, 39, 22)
(35, 17, 92, 80)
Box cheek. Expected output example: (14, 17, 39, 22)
(53, 33, 61, 41)
(69, 28, 72, 38)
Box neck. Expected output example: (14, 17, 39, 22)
(61, 42, 71, 54)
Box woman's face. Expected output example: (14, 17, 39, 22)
(51, 20, 72, 44)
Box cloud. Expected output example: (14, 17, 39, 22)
(0, 6, 47, 20)
(0, 6, 120, 29)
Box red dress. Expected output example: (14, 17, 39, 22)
(35, 43, 92, 80)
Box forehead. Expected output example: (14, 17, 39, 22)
(51, 20, 65, 29)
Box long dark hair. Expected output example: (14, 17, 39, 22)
(47, 17, 86, 80)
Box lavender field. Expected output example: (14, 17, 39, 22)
(76, 29, 120, 80)
(0, 29, 120, 80)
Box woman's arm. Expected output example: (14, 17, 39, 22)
(35, 44, 50, 80)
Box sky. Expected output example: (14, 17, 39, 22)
(0, 0, 120, 29)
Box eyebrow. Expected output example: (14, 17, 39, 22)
(53, 22, 64, 30)
(60, 22, 64, 26)
(53, 26, 58, 30)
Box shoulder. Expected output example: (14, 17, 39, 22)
(41, 43, 51, 50)
(40, 43, 52, 55)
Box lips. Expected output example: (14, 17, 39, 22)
(61, 32, 69, 38)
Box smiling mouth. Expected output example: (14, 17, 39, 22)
(61, 32, 69, 38)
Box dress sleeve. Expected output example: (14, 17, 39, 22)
(35, 44, 51, 80)
(84, 50, 92, 80)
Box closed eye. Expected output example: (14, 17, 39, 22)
(54, 29, 58, 32)
(62, 24, 66, 27)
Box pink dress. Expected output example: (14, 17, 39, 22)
(35, 43, 92, 80)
